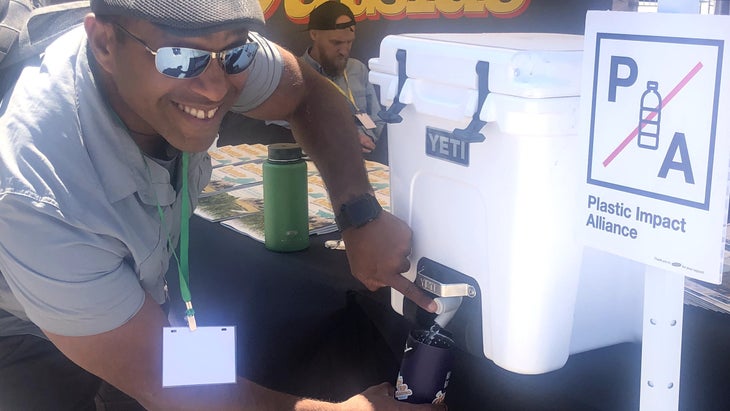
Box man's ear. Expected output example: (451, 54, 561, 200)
(309, 30, 318, 42)
(84, 14, 116, 74)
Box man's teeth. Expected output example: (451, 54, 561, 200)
(178, 104, 219, 119)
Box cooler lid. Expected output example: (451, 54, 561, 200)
(369, 32, 584, 99)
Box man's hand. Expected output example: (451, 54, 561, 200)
(341, 211, 437, 313)
(339, 383, 447, 411)
(358, 132, 376, 153)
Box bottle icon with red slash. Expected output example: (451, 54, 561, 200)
(638, 81, 662, 150)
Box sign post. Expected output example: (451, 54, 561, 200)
(579, 10, 730, 410)
(640, 265, 685, 409)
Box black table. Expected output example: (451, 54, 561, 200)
(179, 215, 730, 411)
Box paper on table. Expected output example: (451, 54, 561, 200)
(201, 144, 391, 242)
(684, 223, 730, 315)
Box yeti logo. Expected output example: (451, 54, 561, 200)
(425, 127, 469, 166)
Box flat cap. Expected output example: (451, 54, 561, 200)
(90, 0, 265, 36)
(308, 1, 355, 31)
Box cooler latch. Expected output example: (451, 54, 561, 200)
(377, 49, 408, 124)
(452, 61, 490, 143)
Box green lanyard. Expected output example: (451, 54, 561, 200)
(177, 152, 195, 330)
(148, 151, 196, 331)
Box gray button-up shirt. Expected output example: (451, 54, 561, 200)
(0, 27, 282, 337)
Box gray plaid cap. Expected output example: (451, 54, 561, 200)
(90, 0, 265, 36)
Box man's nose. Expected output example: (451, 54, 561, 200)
(189, 59, 229, 102)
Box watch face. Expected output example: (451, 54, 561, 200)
(338, 193, 382, 229)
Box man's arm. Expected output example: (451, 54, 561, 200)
(46, 294, 442, 411)
(45, 295, 308, 411)
(365, 79, 386, 143)
(246, 47, 436, 313)
(354, 59, 382, 152)
(353, 80, 382, 153)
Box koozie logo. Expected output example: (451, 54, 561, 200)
(394, 373, 413, 400)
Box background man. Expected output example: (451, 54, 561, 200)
(0, 0, 438, 409)
(304, 1, 385, 155)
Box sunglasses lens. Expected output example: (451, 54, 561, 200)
(154, 41, 259, 79)
(155, 47, 211, 79)
(223, 42, 259, 75)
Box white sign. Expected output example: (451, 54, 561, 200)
(579, 11, 730, 283)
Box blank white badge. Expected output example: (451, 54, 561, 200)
(162, 326, 236, 387)
(354, 113, 377, 130)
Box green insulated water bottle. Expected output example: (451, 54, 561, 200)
(263, 143, 309, 252)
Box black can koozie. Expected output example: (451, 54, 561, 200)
(394, 327, 454, 404)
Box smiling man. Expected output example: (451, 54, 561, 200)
(0, 0, 439, 410)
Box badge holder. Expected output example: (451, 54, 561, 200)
(153, 152, 237, 387)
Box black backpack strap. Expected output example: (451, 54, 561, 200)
(0, 0, 33, 67)
(0, 1, 88, 100)
(1, 0, 89, 69)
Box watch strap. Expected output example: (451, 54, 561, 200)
(335, 193, 382, 231)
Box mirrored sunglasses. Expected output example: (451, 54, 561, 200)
(113, 23, 259, 79)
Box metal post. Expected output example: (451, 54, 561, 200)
(639, 266, 685, 411)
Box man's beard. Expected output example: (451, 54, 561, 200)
(321, 55, 347, 77)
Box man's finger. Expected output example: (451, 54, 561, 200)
(390, 274, 437, 313)
(384, 382, 395, 397)
(398, 257, 411, 274)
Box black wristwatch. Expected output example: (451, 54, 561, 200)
(336, 193, 382, 231)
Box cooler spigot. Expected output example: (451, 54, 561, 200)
(415, 271, 476, 328)
(415, 272, 477, 299)
(434, 296, 463, 328)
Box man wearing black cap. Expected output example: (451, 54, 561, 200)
(0, 0, 441, 410)
(304, 1, 384, 154)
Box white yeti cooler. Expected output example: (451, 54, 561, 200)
(370, 33, 645, 375)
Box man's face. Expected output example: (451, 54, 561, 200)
(309, 15, 355, 77)
(94, 18, 251, 153)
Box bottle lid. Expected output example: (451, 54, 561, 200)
(268, 143, 303, 161)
